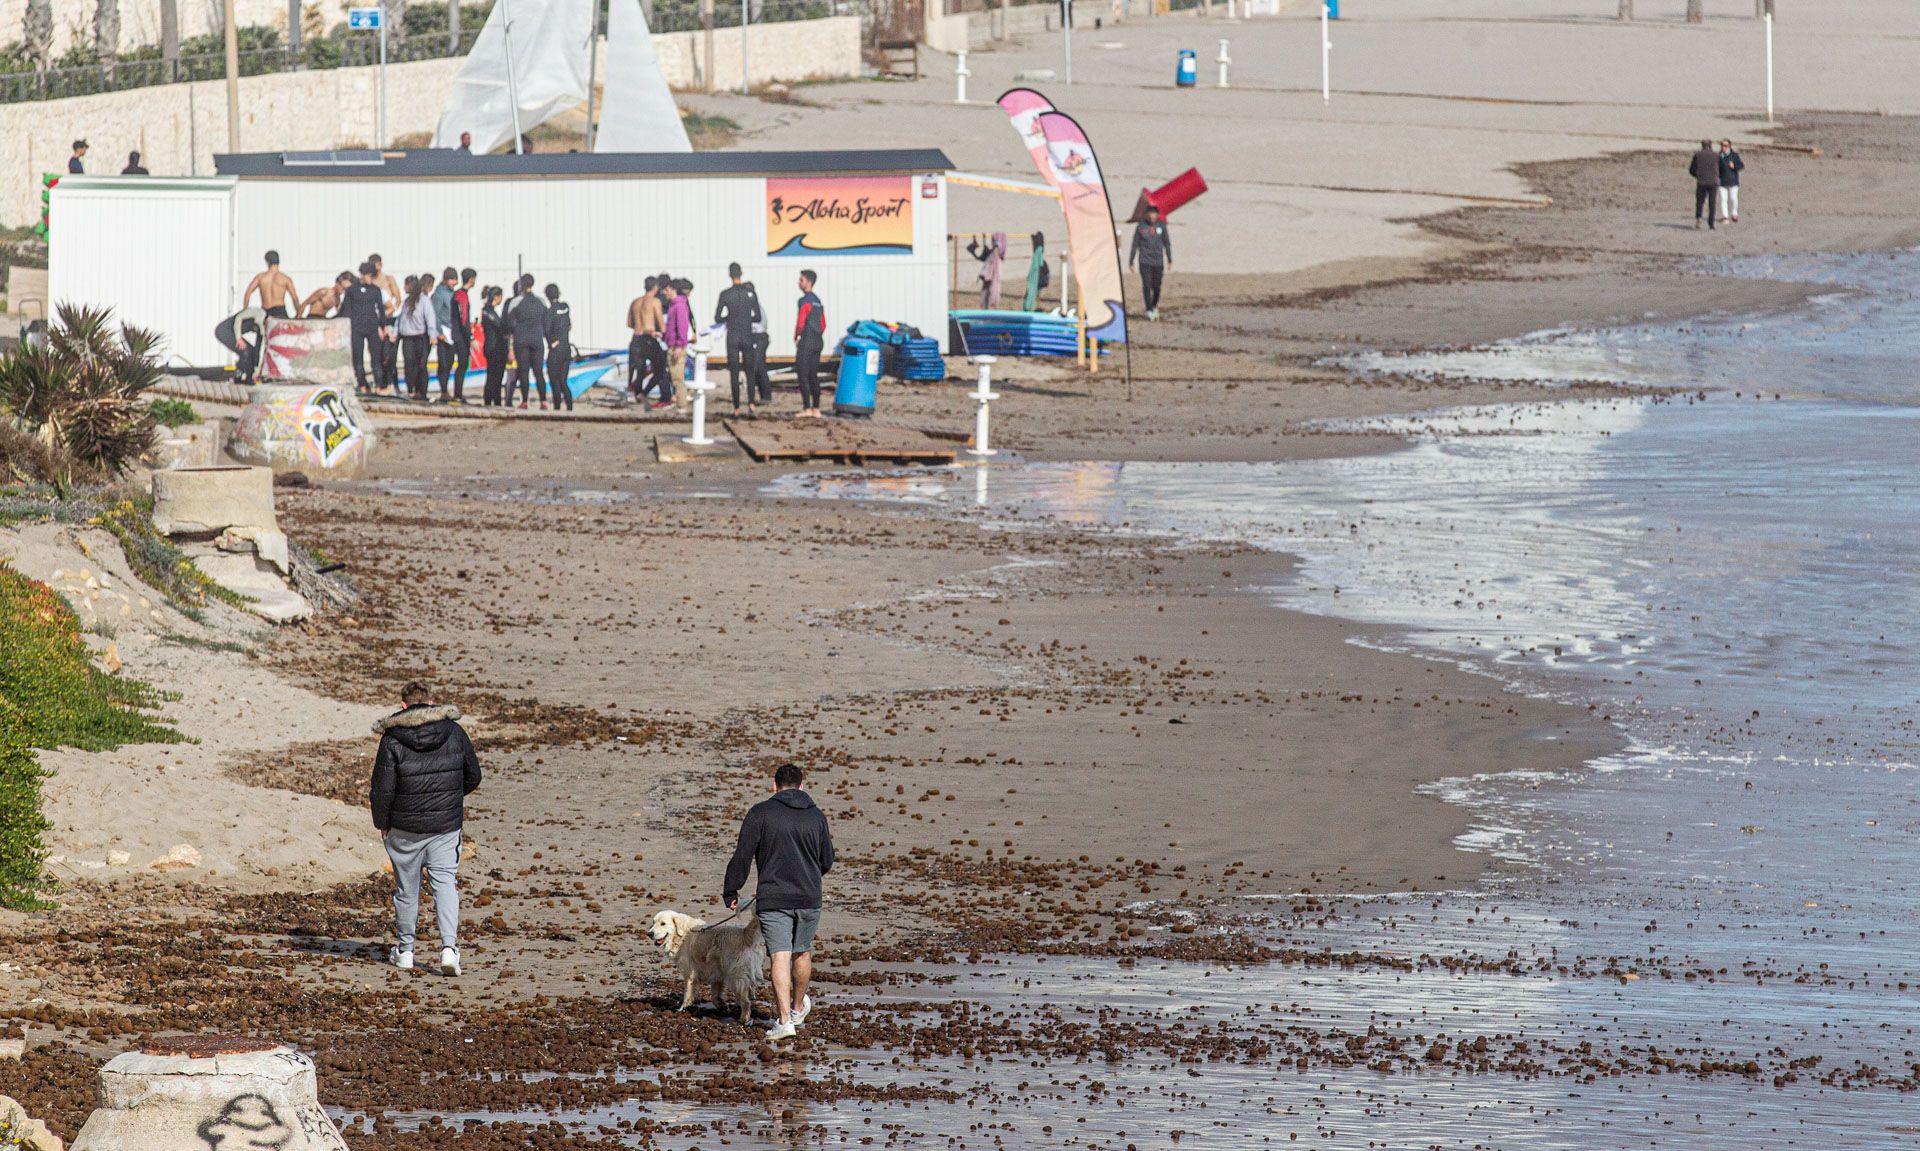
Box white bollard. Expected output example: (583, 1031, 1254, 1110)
(70, 1037, 349, 1151)
(955, 50, 970, 103)
(968, 355, 999, 458)
(1217, 39, 1230, 87)
(682, 337, 717, 446)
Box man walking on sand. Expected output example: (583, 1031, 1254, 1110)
(1717, 139, 1744, 224)
(725, 762, 834, 1042)
(1128, 204, 1172, 320)
(370, 682, 481, 977)
(1689, 139, 1721, 230)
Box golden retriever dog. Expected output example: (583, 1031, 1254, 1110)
(649, 909, 767, 1023)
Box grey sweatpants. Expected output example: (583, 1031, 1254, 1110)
(386, 828, 460, 953)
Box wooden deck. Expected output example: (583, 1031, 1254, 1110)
(725, 419, 957, 465)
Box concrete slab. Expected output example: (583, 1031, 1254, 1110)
(654, 434, 745, 463)
(151, 466, 277, 536)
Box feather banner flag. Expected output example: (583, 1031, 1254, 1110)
(996, 89, 1127, 344)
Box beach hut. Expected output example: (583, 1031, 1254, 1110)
(48, 148, 953, 369)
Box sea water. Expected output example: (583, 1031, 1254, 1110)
(723, 249, 1920, 1149)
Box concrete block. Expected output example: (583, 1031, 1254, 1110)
(229, 385, 375, 479)
(151, 467, 277, 537)
(70, 1039, 348, 1151)
(259, 317, 355, 388)
(186, 549, 313, 624)
(149, 422, 228, 471)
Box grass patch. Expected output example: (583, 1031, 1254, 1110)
(156, 629, 257, 655)
(0, 562, 184, 909)
(94, 498, 253, 619)
(148, 398, 201, 428)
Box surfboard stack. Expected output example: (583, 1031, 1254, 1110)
(951, 310, 1105, 358)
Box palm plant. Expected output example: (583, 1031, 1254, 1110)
(0, 304, 164, 488)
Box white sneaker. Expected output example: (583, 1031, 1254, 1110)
(440, 947, 461, 977)
(765, 1020, 797, 1042)
(793, 995, 813, 1027)
(391, 948, 414, 970)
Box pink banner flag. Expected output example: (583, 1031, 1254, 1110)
(996, 88, 1057, 188)
(1034, 109, 1127, 343)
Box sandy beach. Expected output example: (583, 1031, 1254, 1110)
(6, 3, 1920, 1146)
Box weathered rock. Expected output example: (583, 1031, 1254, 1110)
(148, 845, 202, 872)
(228, 384, 374, 480)
(150, 467, 277, 537)
(182, 549, 312, 624)
(0, 1092, 63, 1150)
(69, 1039, 347, 1151)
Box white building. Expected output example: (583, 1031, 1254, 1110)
(48, 147, 953, 367)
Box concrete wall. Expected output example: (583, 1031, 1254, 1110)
(0, 0, 351, 59)
(0, 14, 862, 227)
(930, 0, 1312, 52)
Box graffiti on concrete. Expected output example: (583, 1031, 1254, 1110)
(196, 1094, 294, 1150)
(299, 388, 362, 469)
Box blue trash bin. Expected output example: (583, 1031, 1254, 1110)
(1176, 49, 1197, 88)
(834, 337, 882, 417)
(1326, 0, 1338, 17)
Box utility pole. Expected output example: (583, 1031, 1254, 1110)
(160, 0, 179, 80)
(740, 0, 749, 94)
(1617, 0, 1631, 19)
(378, 0, 389, 146)
(447, 0, 459, 51)
(289, 0, 302, 57)
(701, 0, 715, 94)
(223, 0, 241, 151)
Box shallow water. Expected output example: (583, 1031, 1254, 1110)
(715, 249, 1920, 1148)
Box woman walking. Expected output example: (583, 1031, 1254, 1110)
(543, 283, 573, 412)
(480, 287, 508, 407)
(395, 275, 437, 401)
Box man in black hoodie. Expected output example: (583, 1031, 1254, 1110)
(370, 682, 482, 976)
(725, 762, 834, 1041)
(1689, 139, 1721, 230)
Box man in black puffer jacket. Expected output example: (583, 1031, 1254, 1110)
(370, 682, 482, 977)
(724, 762, 834, 1042)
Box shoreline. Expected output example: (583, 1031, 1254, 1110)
(4, 102, 1920, 1148)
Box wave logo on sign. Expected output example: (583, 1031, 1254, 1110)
(767, 176, 913, 257)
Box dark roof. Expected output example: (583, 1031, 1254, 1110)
(214, 148, 954, 180)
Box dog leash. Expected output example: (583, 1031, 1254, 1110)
(693, 896, 756, 932)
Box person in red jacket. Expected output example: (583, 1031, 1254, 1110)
(793, 270, 826, 419)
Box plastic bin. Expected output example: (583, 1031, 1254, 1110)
(835, 338, 882, 416)
(1176, 49, 1197, 87)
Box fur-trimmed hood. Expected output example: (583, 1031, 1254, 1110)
(373, 703, 462, 741)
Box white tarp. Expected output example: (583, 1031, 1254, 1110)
(430, 0, 593, 154)
(592, 0, 691, 153)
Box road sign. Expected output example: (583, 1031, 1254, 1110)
(347, 7, 382, 29)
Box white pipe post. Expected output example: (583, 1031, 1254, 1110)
(968, 355, 999, 457)
(740, 0, 750, 94)
(1764, 11, 1773, 122)
(1217, 38, 1230, 87)
(955, 49, 970, 102)
(1063, 0, 1072, 85)
(683, 337, 716, 445)
(1320, 0, 1330, 105)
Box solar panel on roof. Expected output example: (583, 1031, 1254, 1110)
(281, 150, 387, 167)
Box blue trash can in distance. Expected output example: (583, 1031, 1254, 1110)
(1176, 49, 1197, 87)
(834, 337, 882, 416)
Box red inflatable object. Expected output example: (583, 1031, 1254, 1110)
(1129, 167, 1209, 222)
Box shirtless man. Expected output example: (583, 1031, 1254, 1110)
(299, 271, 355, 319)
(242, 250, 299, 318)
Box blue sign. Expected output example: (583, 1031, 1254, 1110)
(347, 7, 382, 29)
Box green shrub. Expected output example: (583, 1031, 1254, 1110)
(0, 560, 179, 751)
(94, 498, 252, 618)
(149, 398, 200, 428)
(0, 699, 54, 911)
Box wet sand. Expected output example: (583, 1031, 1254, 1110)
(5, 96, 1920, 1151)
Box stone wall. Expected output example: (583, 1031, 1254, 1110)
(0, 0, 355, 59)
(0, 14, 863, 227)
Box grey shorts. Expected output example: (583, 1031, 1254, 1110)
(757, 907, 821, 954)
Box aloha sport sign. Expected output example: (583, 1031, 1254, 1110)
(766, 176, 913, 258)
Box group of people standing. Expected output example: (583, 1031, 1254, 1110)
(624, 264, 828, 418)
(297, 254, 574, 408)
(1689, 138, 1746, 230)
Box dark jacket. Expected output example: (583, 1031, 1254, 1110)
(481, 302, 508, 354)
(1718, 149, 1743, 187)
(714, 283, 763, 342)
(724, 789, 834, 911)
(508, 293, 549, 344)
(1129, 220, 1171, 268)
(369, 704, 481, 835)
(545, 300, 572, 348)
(794, 291, 825, 347)
(341, 281, 385, 333)
(1689, 148, 1721, 188)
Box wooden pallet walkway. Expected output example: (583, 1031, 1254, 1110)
(724, 419, 957, 465)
